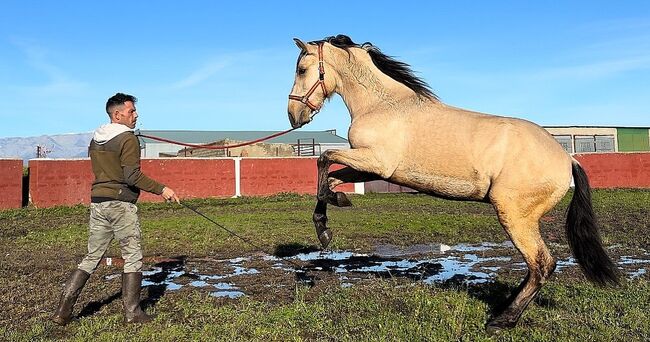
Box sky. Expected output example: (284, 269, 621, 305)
(1, 1, 649, 139)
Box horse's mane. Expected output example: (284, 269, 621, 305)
(311, 34, 437, 100)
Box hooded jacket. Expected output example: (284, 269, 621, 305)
(88, 123, 165, 203)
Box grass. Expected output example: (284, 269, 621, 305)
(1, 190, 649, 341)
(9, 190, 648, 253)
(3, 281, 649, 341)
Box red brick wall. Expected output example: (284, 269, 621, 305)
(21, 154, 650, 208)
(29, 158, 236, 207)
(240, 158, 354, 196)
(29, 159, 94, 208)
(574, 153, 650, 188)
(138, 158, 236, 202)
(0, 159, 23, 209)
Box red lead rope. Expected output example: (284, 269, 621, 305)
(136, 127, 298, 150)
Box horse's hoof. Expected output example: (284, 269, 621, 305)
(318, 229, 332, 249)
(485, 317, 517, 334)
(335, 192, 352, 207)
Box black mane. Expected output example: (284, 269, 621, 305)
(311, 34, 437, 100)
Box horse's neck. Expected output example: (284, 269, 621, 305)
(329, 49, 415, 118)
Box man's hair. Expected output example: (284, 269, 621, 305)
(106, 93, 137, 117)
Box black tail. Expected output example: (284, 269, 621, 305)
(566, 161, 619, 286)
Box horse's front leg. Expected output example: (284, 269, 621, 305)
(327, 167, 381, 195)
(317, 149, 391, 206)
(312, 152, 340, 249)
(316, 151, 351, 207)
(312, 200, 331, 249)
(313, 149, 394, 249)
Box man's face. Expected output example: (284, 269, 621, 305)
(112, 101, 138, 128)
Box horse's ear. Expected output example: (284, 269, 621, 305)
(293, 38, 308, 52)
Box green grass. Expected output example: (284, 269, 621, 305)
(2, 190, 649, 341)
(10, 193, 503, 254)
(10, 190, 647, 253)
(4, 280, 649, 341)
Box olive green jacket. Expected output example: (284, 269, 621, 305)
(89, 131, 165, 203)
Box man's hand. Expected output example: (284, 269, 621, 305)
(161, 187, 180, 204)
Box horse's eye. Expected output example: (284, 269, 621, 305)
(298, 68, 306, 75)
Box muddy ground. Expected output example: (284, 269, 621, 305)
(1, 192, 649, 337)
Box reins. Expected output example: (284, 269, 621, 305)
(135, 127, 297, 150)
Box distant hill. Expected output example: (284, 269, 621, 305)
(0, 132, 93, 164)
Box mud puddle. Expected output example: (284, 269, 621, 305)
(103, 242, 649, 298)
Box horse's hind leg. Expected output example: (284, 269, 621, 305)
(487, 209, 556, 331)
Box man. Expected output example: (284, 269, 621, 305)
(52, 93, 179, 325)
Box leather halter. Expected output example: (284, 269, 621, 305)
(288, 42, 328, 113)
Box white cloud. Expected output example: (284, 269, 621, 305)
(9, 37, 88, 95)
(170, 59, 230, 89)
(167, 48, 285, 90)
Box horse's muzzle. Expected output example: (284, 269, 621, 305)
(288, 109, 312, 128)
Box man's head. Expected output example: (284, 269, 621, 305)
(106, 93, 138, 129)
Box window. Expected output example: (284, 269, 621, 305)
(574, 135, 616, 153)
(552, 134, 616, 153)
(575, 136, 596, 153)
(595, 136, 615, 152)
(553, 135, 573, 153)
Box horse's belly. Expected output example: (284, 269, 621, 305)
(389, 170, 489, 201)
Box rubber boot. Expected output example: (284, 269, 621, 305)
(52, 269, 90, 326)
(122, 272, 153, 323)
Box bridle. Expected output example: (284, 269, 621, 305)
(288, 42, 328, 114)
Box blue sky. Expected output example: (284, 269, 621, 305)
(1, 1, 649, 139)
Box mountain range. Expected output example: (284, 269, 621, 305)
(0, 132, 93, 164)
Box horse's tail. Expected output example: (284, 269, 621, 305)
(565, 160, 619, 286)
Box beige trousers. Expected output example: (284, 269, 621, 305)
(77, 201, 143, 274)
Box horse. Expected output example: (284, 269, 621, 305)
(286, 34, 619, 331)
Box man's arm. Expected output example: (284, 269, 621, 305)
(121, 134, 179, 202)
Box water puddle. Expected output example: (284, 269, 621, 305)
(103, 242, 649, 298)
(111, 257, 253, 298)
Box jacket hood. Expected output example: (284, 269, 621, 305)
(93, 123, 133, 144)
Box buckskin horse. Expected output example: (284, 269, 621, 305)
(286, 34, 618, 331)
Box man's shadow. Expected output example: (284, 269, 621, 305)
(77, 256, 187, 319)
(273, 243, 556, 315)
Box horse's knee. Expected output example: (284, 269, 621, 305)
(317, 151, 332, 168)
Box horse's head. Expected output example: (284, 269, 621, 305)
(287, 38, 334, 128)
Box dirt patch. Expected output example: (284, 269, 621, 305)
(2, 191, 649, 336)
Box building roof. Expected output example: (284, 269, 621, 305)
(136, 130, 349, 145)
(543, 125, 650, 129)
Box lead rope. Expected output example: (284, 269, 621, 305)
(178, 201, 307, 269)
(136, 127, 297, 150)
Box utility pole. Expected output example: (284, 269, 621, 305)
(36, 145, 52, 158)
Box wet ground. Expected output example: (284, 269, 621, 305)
(107, 242, 649, 299)
(2, 192, 648, 336)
